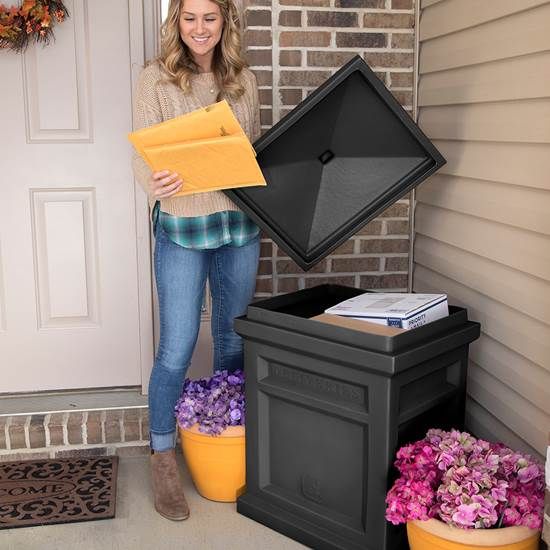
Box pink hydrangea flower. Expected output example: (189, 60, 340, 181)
(385, 429, 544, 530)
(452, 503, 478, 527)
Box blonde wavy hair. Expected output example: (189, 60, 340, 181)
(158, 0, 248, 100)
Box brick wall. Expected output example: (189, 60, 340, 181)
(244, 0, 415, 297)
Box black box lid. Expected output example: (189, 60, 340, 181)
(224, 55, 445, 270)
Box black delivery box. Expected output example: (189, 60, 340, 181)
(224, 54, 445, 271)
(235, 285, 481, 550)
(228, 54, 476, 550)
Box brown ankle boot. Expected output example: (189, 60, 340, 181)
(150, 448, 190, 520)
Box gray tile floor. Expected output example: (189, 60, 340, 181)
(1, 451, 308, 550)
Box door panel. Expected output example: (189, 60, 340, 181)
(0, 0, 148, 392)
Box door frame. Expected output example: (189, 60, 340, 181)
(130, 0, 161, 395)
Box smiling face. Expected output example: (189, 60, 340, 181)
(179, 0, 224, 72)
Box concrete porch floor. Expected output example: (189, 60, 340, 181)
(1, 450, 308, 550)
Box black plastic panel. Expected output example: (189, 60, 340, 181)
(224, 55, 445, 270)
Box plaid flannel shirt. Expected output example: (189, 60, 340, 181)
(152, 202, 259, 249)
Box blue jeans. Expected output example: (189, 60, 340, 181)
(148, 222, 260, 451)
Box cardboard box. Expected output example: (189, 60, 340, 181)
(310, 313, 404, 336)
(324, 292, 449, 329)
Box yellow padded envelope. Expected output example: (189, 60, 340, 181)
(128, 100, 266, 197)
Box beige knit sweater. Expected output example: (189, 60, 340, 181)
(131, 61, 261, 217)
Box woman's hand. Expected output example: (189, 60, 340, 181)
(149, 170, 183, 199)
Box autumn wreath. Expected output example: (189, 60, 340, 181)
(0, 0, 69, 53)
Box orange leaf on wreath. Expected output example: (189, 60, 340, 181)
(20, 0, 37, 17)
(1, 0, 69, 52)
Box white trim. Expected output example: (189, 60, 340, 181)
(144, 0, 162, 62)
(0, 388, 148, 416)
(129, 1, 160, 396)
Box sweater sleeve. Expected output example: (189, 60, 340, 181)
(131, 65, 163, 199)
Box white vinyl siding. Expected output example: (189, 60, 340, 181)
(414, 0, 550, 458)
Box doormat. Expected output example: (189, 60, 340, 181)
(0, 455, 118, 530)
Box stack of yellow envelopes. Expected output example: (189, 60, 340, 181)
(128, 100, 266, 197)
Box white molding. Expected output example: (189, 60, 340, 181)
(0, 389, 147, 416)
(30, 188, 100, 329)
(22, 0, 93, 143)
(144, 0, 162, 62)
(129, 0, 155, 396)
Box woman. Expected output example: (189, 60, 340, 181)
(131, 0, 261, 521)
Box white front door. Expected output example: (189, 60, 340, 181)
(0, 0, 153, 393)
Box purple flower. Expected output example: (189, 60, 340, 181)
(174, 369, 246, 436)
(385, 429, 544, 530)
(227, 374, 241, 385)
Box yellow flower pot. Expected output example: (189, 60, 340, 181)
(178, 423, 246, 502)
(407, 518, 540, 550)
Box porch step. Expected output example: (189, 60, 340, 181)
(0, 408, 167, 460)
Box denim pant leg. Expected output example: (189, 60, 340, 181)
(148, 224, 209, 451)
(208, 234, 260, 373)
